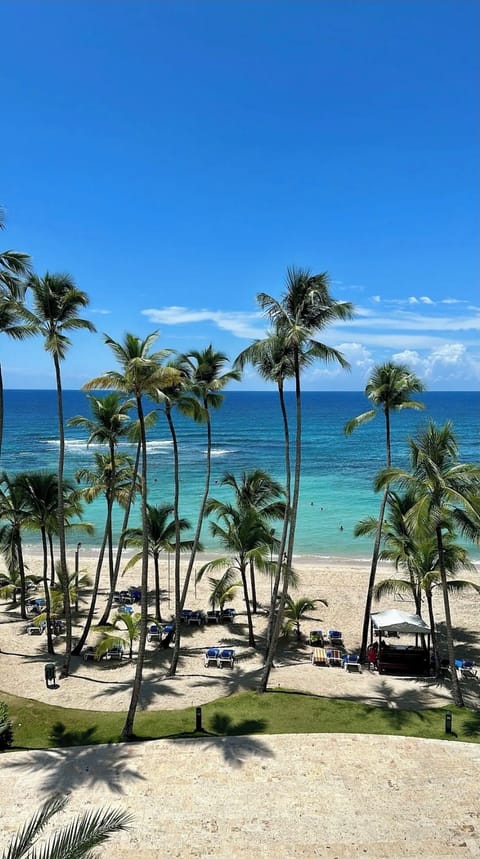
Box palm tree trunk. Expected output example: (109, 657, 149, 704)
(425, 588, 440, 677)
(359, 487, 389, 662)
(15, 533, 27, 620)
(167, 406, 182, 677)
(41, 527, 55, 654)
(260, 382, 291, 688)
(249, 558, 258, 614)
(53, 353, 72, 676)
(180, 401, 212, 609)
(436, 526, 464, 707)
(121, 397, 149, 740)
(241, 563, 255, 648)
(154, 552, 162, 622)
(0, 364, 4, 462)
(72, 522, 109, 655)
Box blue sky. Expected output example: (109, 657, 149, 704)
(1, 0, 479, 391)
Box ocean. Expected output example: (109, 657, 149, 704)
(2, 389, 479, 561)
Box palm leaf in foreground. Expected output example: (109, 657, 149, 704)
(2, 794, 131, 859)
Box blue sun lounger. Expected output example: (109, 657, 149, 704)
(217, 648, 235, 668)
(204, 647, 221, 667)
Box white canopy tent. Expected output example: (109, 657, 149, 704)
(371, 609, 430, 636)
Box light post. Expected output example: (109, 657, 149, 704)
(74, 542, 81, 613)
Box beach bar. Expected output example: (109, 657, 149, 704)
(370, 609, 431, 676)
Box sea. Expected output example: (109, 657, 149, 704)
(2, 390, 479, 562)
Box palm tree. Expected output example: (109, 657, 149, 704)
(177, 345, 241, 609)
(68, 391, 134, 592)
(96, 610, 141, 660)
(84, 331, 181, 740)
(375, 420, 480, 707)
(217, 469, 285, 613)
(27, 271, 96, 674)
(123, 503, 195, 621)
(198, 501, 274, 647)
(344, 361, 426, 662)
(0, 213, 34, 460)
(72, 451, 138, 656)
(207, 568, 241, 614)
(0, 472, 30, 618)
(3, 793, 131, 859)
(282, 595, 327, 641)
(235, 332, 294, 655)
(251, 267, 354, 691)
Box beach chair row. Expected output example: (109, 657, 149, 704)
(204, 647, 235, 669)
(311, 647, 361, 672)
(309, 629, 344, 648)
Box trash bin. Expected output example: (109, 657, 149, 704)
(44, 662, 56, 687)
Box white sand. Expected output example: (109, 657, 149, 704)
(1, 552, 479, 712)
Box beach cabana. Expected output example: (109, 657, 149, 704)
(370, 609, 431, 675)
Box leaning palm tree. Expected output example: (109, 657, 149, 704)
(27, 272, 96, 674)
(84, 331, 181, 741)
(0, 472, 30, 618)
(345, 361, 425, 661)
(123, 503, 195, 622)
(375, 420, 480, 707)
(178, 345, 241, 610)
(252, 267, 354, 691)
(0, 211, 34, 459)
(282, 594, 327, 641)
(2, 793, 131, 859)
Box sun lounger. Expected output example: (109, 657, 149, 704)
(455, 658, 477, 679)
(26, 621, 46, 635)
(309, 629, 324, 646)
(147, 624, 161, 642)
(204, 647, 220, 667)
(107, 645, 124, 660)
(220, 608, 236, 622)
(206, 610, 221, 623)
(311, 646, 328, 666)
(343, 654, 361, 673)
(326, 648, 343, 667)
(327, 629, 344, 647)
(217, 648, 235, 668)
(186, 610, 206, 626)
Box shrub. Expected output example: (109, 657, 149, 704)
(0, 700, 14, 750)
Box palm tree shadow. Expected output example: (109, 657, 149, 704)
(3, 742, 145, 794)
(178, 714, 274, 769)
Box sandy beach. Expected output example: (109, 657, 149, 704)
(1, 552, 479, 712)
(1, 552, 480, 858)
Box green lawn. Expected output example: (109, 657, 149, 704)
(2, 688, 479, 750)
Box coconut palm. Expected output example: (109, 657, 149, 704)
(250, 267, 354, 690)
(84, 331, 181, 740)
(218, 469, 285, 613)
(2, 792, 131, 859)
(235, 331, 294, 655)
(282, 595, 327, 641)
(0, 472, 30, 618)
(123, 503, 195, 622)
(178, 345, 241, 610)
(207, 568, 241, 614)
(198, 501, 275, 647)
(72, 451, 138, 655)
(27, 271, 96, 674)
(345, 361, 426, 662)
(375, 420, 480, 707)
(95, 610, 141, 660)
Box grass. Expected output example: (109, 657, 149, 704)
(2, 688, 480, 750)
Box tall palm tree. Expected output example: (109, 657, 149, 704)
(72, 451, 138, 655)
(252, 267, 354, 691)
(27, 271, 96, 674)
(123, 503, 195, 622)
(3, 793, 131, 859)
(235, 332, 294, 655)
(375, 420, 480, 707)
(178, 345, 240, 610)
(68, 392, 135, 625)
(344, 361, 425, 662)
(84, 331, 181, 740)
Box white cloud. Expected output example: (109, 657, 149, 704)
(142, 306, 263, 339)
(90, 308, 111, 315)
(391, 349, 422, 367)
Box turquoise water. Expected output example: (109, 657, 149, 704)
(2, 390, 479, 560)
